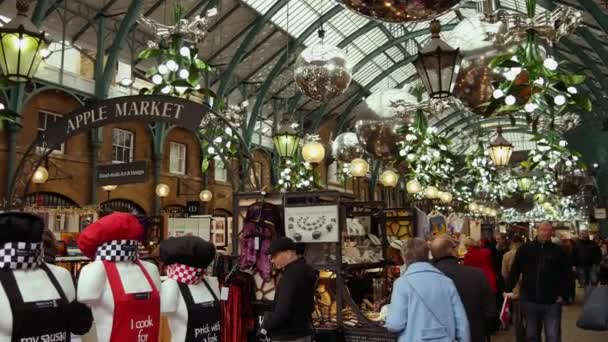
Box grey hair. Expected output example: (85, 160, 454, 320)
(401, 237, 429, 266)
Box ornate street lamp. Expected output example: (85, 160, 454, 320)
(488, 127, 514, 167)
(272, 117, 300, 159)
(199, 189, 213, 202)
(0, 0, 50, 82)
(413, 20, 462, 99)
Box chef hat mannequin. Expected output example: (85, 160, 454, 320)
(0, 212, 92, 341)
(77, 212, 161, 342)
(160, 236, 221, 342)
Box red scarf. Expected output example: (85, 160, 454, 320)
(166, 263, 205, 285)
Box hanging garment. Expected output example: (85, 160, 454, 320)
(177, 279, 221, 342)
(221, 272, 255, 342)
(0, 263, 70, 342)
(447, 213, 465, 234)
(240, 202, 282, 280)
(428, 212, 448, 237)
(103, 260, 160, 342)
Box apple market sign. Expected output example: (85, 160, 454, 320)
(43, 95, 210, 149)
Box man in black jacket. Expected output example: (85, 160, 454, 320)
(505, 222, 569, 342)
(262, 237, 318, 342)
(573, 230, 602, 287)
(432, 235, 497, 342)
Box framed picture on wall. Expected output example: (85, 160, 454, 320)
(212, 216, 228, 247)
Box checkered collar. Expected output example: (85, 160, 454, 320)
(95, 240, 139, 262)
(166, 263, 205, 285)
(0, 242, 44, 270)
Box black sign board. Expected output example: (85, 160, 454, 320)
(97, 161, 148, 185)
(187, 201, 201, 215)
(44, 95, 212, 150)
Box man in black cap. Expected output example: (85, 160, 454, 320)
(262, 237, 318, 342)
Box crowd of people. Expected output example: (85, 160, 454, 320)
(386, 222, 608, 342)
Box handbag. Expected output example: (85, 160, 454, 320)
(576, 285, 608, 331)
(405, 279, 457, 341)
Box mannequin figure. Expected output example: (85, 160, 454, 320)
(0, 212, 92, 342)
(160, 236, 220, 342)
(77, 213, 161, 342)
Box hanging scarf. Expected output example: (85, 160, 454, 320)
(166, 263, 205, 285)
(95, 240, 139, 262)
(0, 242, 43, 270)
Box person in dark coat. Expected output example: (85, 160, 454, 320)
(573, 230, 602, 287)
(262, 237, 318, 342)
(432, 235, 497, 342)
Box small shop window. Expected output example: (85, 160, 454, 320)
(37, 111, 64, 154)
(112, 128, 134, 163)
(214, 156, 227, 182)
(169, 142, 187, 175)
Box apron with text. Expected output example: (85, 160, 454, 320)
(0, 264, 70, 342)
(103, 260, 160, 342)
(177, 279, 221, 342)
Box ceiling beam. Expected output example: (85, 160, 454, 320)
(574, 0, 608, 33)
(207, 3, 241, 32)
(245, 5, 344, 145)
(215, 0, 290, 108)
(72, 0, 119, 44)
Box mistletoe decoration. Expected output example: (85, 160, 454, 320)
(482, 0, 591, 129)
(276, 158, 317, 193)
(464, 142, 516, 201)
(520, 130, 585, 172)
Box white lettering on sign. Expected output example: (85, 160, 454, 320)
(114, 101, 184, 120)
(130, 315, 154, 342)
(193, 322, 220, 341)
(20, 332, 67, 342)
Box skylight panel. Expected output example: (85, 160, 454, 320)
(386, 47, 404, 61)
(353, 63, 384, 85)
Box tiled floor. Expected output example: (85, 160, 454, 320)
(493, 289, 608, 341)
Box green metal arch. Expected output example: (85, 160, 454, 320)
(215, 0, 289, 109)
(246, 5, 344, 145)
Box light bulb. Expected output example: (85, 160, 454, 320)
(534, 78, 545, 86)
(493, 89, 504, 99)
(554, 95, 566, 106)
(543, 58, 558, 71)
(567, 86, 577, 94)
(199, 189, 213, 202)
(120, 78, 134, 87)
(179, 69, 190, 79)
(161, 86, 171, 94)
(158, 65, 168, 75)
(524, 103, 537, 112)
(505, 95, 516, 105)
(152, 74, 163, 85)
(424, 186, 439, 199)
(406, 179, 422, 194)
(179, 47, 191, 57)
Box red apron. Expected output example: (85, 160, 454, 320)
(103, 260, 160, 342)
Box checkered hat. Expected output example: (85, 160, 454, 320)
(78, 212, 143, 259)
(160, 236, 215, 268)
(0, 241, 43, 270)
(166, 263, 205, 285)
(95, 239, 138, 262)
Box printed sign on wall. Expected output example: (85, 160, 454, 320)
(284, 205, 339, 243)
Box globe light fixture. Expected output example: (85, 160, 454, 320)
(469, 202, 479, 212)
(517, 175, 533, 192)
(490, 208, 498, 217)
(199, 189, 213, 202)
(439, 191, 453, 204)
(406, 178, 423, 194)
(380, 170, 399, 188)
(424, 186, 439, 199)
(301, 141, 326, 164)
(483, 206, 493, 216)
(272, 117, 300, 159)
(155, 183, 170, 198)
(0, 0, 49, 82)
(32, 166, 49, 184)
(349, 158, 369, 177)
(413, 20, 463, 99)
(488, 127, 513, 167)
(102, 185, 118, 192)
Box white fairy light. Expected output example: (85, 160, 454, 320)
(505, 95, 516, 105)
(158, 65, 168, 75)
(152, 74, 163, 85)
(179, 47, 191, 57)
(179, 69, 190, 79)
(554, 95, 566, 106)
(493, 89, 504, 99)
(524, 103, 537, 112)
(543, 58, 558, 71)
(567, 86, 577, 94)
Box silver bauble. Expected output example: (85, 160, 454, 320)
(331, 132, 365, 163)
(514, 195, 535, 213)
(354, 88, 418, 162)
(294, 43, 352, 102)
(336, 0, 464, 23)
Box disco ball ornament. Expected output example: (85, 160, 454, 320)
(514, 195, 535, 213)
(331, 132, 365, 163)
(336, 0, 464, 23)
(498, 192, 521, 209)
(354, 88, 418, 162)
(294, 36, 352, 102)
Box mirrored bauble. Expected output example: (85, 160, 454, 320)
(331, 132, 365, 163)
(498, 192, 521, 209)
(453, 59, 501, 115)
(294, 43, 352, 102)
(514, 195, 535, 213)
(336, 0, 464, 23)
(355, 119, 402, 162)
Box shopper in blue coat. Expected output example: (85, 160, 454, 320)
(386, 238, 470, 342)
